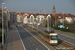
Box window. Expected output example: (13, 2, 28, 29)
(47, 35, 49, 39)
(51, 36, 57, 40)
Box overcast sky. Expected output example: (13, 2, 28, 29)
(0, 0, 75, 14)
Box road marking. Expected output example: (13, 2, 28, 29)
(59, 38, 75, 45)
(58, 34, 75, 40)
(30, 40, 32, 42)
(33, 44, 34, 46)
(21, 26, 50, 50)
(36, 48, 38, 50)
(15, 26, 26, 50)
(28, 38, 29, 40)
(69, 39, 70, 40)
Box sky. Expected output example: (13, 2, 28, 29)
(0, 0, 75, 15)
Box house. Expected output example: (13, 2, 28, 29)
(17, 12, 25, 23)
(56, 13, 75, 24)
(23, 13, 51, 25)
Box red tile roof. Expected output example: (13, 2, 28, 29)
(19, 12, 25, 16)
(0, 9, 11, 13)
(56, 13, 75, 19)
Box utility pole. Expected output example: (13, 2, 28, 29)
(2, 3, 5, 48)
(47, 17, 49, 32)
(63, 12, 64, 26)
(37, 17, 38, 33)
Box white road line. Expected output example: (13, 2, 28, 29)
(28, 38, 29, 40)
(33, 44, 34, 45)
(36, 48, 38, 50)
(59, 38, 75, 45)
(15, 26, 26, 50)
(30, 41, 32, 42)
(21, 26, 50, 50)
(69, 39, 70, 40)
(58, 34, 75, 40)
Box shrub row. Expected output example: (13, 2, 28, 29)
(54, 26, 70, 32)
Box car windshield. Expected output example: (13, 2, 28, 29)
(51, 36, 57, 40)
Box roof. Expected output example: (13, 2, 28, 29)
(49, 33, 57, 35)
(56, 13, 75, 19)
(0, 9, 11, 13)
(19, 12, 25, 16)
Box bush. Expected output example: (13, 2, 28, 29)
(54, 26, 60, 30)
(54, 26, 70, 32)
(60, 28, 70, 32)
(45, 24, 47, 27)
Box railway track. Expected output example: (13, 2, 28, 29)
(23, 26, 75, 50)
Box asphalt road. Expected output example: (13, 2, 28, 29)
(16, 26, 49, 50)
(34, 26, 75, 46)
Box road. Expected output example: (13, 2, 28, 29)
(16, 26, 49, 50)
(34, 26, 75, 46)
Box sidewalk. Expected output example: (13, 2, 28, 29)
(4, 25, 23, 50)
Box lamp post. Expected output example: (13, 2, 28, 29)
(47, 15, 51, 32)
(2, 3, 5, 47)
(37, 17, 38, 33)
(31, 16, 34, 29)
(47, 16, 49, 32)
(50, 15, 51, 28)
(63, 12, 64, 26)
(4, 7, 7, 43)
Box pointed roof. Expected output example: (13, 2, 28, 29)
(53, 5, 55, 9)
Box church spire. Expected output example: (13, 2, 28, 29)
(53, 5, 55, 9)
(52, 5, 56, 16)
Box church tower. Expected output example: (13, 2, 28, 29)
(52, 5, 56, 17)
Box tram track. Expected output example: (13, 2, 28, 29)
(23, 26, 75, 50)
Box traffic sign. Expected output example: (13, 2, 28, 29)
(66, 27, 68, 29)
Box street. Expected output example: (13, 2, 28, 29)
(16, 26, 49, 50)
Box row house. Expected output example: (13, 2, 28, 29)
(16, 12, 51, 25)
(56, 13, 75, 24)
(17, 12, 25, 23)
(0, 9, 11, 23)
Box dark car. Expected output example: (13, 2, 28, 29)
(16, 25, 19, 27)
(50, 30, 55, 33)
(45, 30, 55, 34)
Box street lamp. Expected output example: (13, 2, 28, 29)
(50, 15, 51, 28)
(37, 16, 38, 33)
(63, 12, 64, 26)
(31, 15, 34, 29)
(2, 3, 5, 48)
(47, 15, 51, 32)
